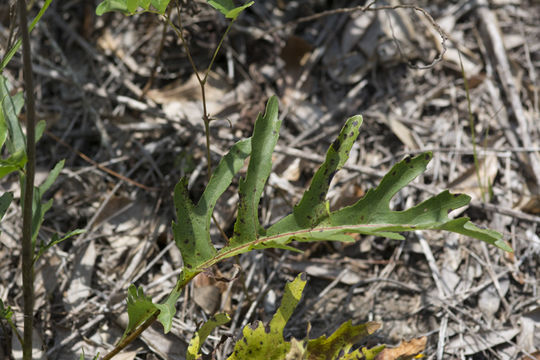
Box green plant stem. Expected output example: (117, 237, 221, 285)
(101, 270, 197, 360)
(18, 0, 36, 359)
(202, 20, 235, 84)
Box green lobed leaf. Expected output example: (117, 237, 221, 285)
(187, 313, 231, 360)
(230, 96, 280, 247)
(227, 273, 306, 360)
(124, 285, 157, 339)
(268, 115, 362, 234)
(174, 138, 251, 270)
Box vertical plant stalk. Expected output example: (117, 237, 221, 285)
(18, 0, 37, 359)
(458, 51, 485, 202)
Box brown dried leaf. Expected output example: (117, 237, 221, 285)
(374, 336, 427, 360)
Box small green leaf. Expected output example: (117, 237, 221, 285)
(0, 150, 27, 179)
(0, 299, 13, 320)
(187, 313, 230, 360)
(155, 287, 182, 333)
(151, 0, 170, 14)
(96, 0, 130, 15)
(35, 120, 46, 143)
(124, 285, 157, 339)
(208, 0, 253, 20)
(34, 229, 85, 264)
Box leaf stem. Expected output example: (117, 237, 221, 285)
(101, 312, 159, 360)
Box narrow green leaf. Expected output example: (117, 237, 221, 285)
(124, 285, 157, 339)
(35, 120, 46, 143)
(196, 138, 251, 227)
(39, 160, 64, 194)
(230, 96, 280, 246)
(187, 313, 231, 360)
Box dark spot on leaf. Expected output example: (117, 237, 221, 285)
(327, 171, 337, 185)
(186, 264, 192, 269)
(332, 138, 341, 151)
(265, 324, 271, 333)
(392, 171, 396, 176)
(453, 193, 460, 197)
(184, 239, 189, 244)
(425, 153, 431, 160)
(410, 165, 414, 169)
(353, 120, 359, 126)
(249, 323, 257, 330)
(300, 272, 307, 281)
(348, 131, 354, 138)
(405, 156, 411, 163)
(307, 215, 312, 219)
(319, 192, 325, 201)
(360, 215, 365, 220)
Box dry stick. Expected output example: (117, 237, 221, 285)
(18, 0, 36, 359)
